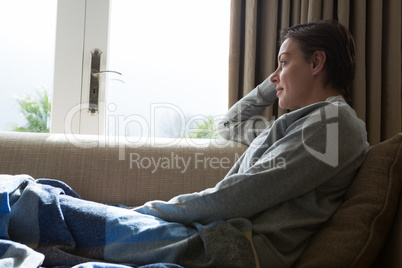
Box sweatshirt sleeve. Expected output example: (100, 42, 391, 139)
(133, 102, 369, 226)
(216, 75, 277, 145)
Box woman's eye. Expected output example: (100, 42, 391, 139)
(280, 60, 286, 66)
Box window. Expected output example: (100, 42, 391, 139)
(0, 0, 56, 132)
(106, 0, 230, 140)
(2, 0, 230, 139)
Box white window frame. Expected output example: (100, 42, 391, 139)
(51, 0, 110, 135)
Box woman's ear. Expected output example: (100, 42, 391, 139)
(311, 51, 326, 75)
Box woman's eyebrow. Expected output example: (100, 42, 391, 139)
(278, 52, 289, 61)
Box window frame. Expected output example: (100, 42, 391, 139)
(51, 0, 110, 135)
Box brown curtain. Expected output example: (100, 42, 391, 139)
(228, 0, 401, 145)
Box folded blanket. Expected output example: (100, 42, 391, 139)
(0, 175, 257, 268)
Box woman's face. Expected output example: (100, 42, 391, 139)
(270, 38, 315, 110)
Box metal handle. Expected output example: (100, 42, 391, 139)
(89, 49, 121, 115)
(92, 70, 122, 77)
(89, 49, 101, 115)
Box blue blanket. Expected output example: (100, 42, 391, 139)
(0, 175, 257, 268)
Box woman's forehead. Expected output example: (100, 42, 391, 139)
(278, 38, 299, 59)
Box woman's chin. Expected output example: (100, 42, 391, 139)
(278, 98, 287, 110)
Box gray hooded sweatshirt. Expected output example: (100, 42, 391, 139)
(135, 76, 369, 267)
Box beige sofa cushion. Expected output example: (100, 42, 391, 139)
(296, 133, 402, 267)
(0, 132, 248, 206)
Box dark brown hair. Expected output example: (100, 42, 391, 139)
(280, 20, 356, 103)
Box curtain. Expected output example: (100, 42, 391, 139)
(228, 0, 401, 145)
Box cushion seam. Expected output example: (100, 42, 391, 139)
(352, 136, 402, 267)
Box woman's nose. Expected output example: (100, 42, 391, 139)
(270, 69, 279, 84)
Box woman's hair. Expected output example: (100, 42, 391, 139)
(280, 20, 356, 103)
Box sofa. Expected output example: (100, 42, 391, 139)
(0, 131, 401, 267)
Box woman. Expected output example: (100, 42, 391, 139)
(4, 20, 368, 268)
(135, 20, 368, 266)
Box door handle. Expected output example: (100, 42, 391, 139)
(89, 49, 101, 115)
(89, 49, 121, 115)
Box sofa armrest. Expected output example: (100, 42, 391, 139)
(0, 131, 247, 206)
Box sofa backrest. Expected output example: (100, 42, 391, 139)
(296, 133, 402, 267)
(0, 131, 247, 206)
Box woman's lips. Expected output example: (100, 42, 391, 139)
(276, 87, 283, 96)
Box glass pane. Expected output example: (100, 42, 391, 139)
(107, 0, 230, 139)
(0, 0, 56, 133)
